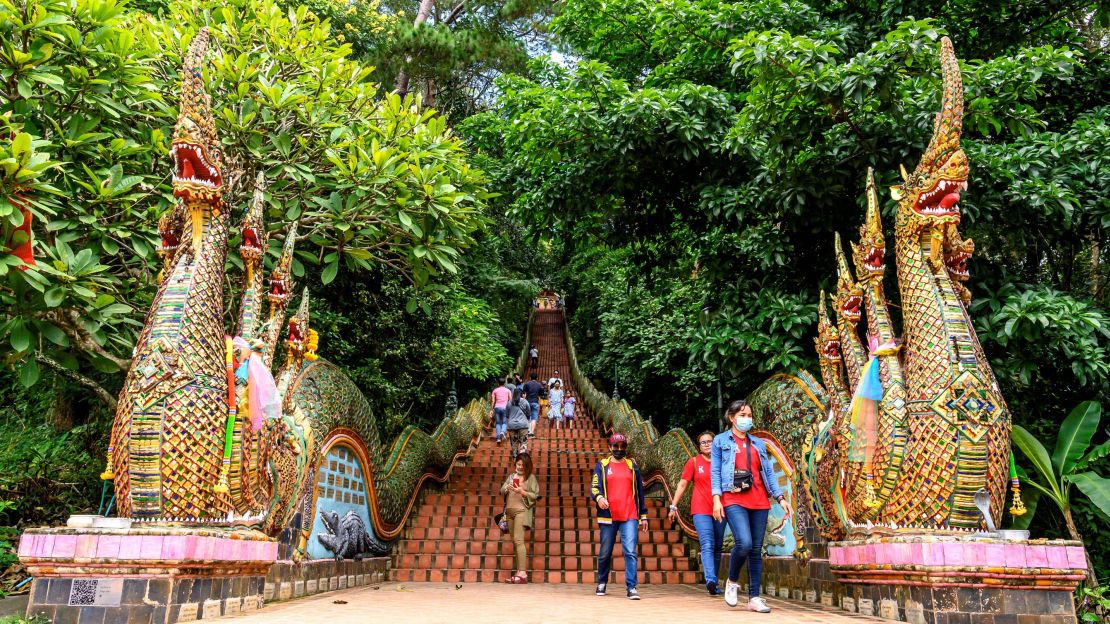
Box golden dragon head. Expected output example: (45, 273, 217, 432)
(157, 205, 183, 259)
(892, 37, 968, 233)
(240, 172, 267, 270)
(943, 222, 975, 302)
(285, 288, 310, 362)
(815, 291, 843, 362)
(852, 168, 886, 281)
(171, 29, 224, 205)
(268, 221, 298, 306)
(834, 233, 863, 325)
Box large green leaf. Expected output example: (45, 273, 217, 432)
(1012, 425, 1063, 501)
(1068, 472, 1110, 521)
(1075, 437, 1110, 471)
(1052, 401, 1101, 475)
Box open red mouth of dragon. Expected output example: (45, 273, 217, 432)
(862, 246, 884, 272)
(286, 318, 304, 345)
(914, 178, 966, 218)
(172, 141, 222, 198)
(841, 295, 862, 322)
(241, 225, 263, 256)
(160, 229, 181, 254)
(946, 248, 970, 279)
(822, 339, 842, 360)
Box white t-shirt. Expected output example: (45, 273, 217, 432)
(548, 377, 562, 388)
(529, 348, 538, 357)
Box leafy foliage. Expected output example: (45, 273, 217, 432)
(1013, 401, 1110, 586)
(0, 0, 491, 403)
(465, 0, 1110, 579)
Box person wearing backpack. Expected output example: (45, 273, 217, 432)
(505, 386, 531, 461)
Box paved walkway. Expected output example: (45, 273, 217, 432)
(233, 582, 887, 624)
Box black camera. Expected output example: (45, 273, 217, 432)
(733, 469, 754, 492)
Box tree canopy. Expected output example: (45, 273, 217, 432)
(463, 0, 1110, 577)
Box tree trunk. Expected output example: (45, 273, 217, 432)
(394, 0, 437, 96)
(49, 384, 76, 432)
(1089, 231, 1101, 300)
(1061, 506, 1100, 589)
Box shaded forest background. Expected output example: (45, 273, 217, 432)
(1, 0, 1108, 591)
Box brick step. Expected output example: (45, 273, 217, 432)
(443, 483, 596, 494)
(466, 458, 601, 465)
(390, 568, 699, 585)
(422, 494, 608, 506)
(393, 539, 686, 558)
(402, 527, 684, 544)
(408, 515, 672, 530)
(392, 553, 693, 572)
(417, 502, 668, 514)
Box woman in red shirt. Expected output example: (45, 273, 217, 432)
(710, 400, 792, 613)
(667, 432, 723, 596)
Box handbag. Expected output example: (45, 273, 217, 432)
(732, 440, 755, 493)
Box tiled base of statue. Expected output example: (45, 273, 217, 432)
(19, 526, 277, 624)
(743, 535, 1087, 624)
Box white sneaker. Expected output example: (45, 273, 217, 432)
(748, 597, 771, 613)
(724, 580, 739, 607)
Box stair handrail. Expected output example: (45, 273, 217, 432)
(349, 395, 490, 542)
(557, 313, 700, 539)
(514, 308, 536, 376)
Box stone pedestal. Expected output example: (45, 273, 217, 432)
(18, 527, 278, 624)
(828, 536, 1088, 624)
(264, 557, 390, 602)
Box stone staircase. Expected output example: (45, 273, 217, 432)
(390, 309, 698, 584)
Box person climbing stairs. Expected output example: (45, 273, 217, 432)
(391, 309, 697, 584)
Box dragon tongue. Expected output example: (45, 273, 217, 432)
(939, 192, 960, 210)
(181, 158, 195, 180)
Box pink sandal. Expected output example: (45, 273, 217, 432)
(505, 575, 528, 584)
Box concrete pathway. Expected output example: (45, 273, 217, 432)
(232, 582, 888, 624)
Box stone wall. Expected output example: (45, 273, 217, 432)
(264, 558, 390, 603)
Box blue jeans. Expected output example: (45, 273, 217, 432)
(528, 401, 539, 422)
(493, 408, 506, 438)
(724, 505, 769, 597)
(692, 513, 725, 584)
(597, 520, 638, 589)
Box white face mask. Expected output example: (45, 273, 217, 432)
(735, 417, 754, 432)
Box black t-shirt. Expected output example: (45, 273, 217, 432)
(522, 380, 543, 402)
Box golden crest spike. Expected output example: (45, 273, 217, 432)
(899, 163, 909, 182)
(865, 168, 881, 227)
(834, 233, 854, 281)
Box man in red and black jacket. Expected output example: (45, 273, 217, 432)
(590, 433, 648, 600)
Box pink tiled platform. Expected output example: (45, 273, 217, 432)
(19, 526, 277, 575)
(829, 535, 1087, 591)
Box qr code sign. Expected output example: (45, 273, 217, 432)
(67, 578, 123, 607)
(68, 579, 98, 606)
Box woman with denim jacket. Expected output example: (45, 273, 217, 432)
(710, 400, 792, 613)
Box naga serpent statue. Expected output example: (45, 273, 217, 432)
(104, 29, 484, 558)
(566, 37, 1013, 548)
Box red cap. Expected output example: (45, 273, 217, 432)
(608, 433, 627, 445)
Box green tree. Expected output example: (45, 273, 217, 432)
(1013, 401, 1110, 588)
(1, 0, 491, 405)
(464, 0, 1110, 576)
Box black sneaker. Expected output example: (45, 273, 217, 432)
(627, 588, 640, 600)
(595, 583, 606, 596)
(707, 580, 719, 596)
